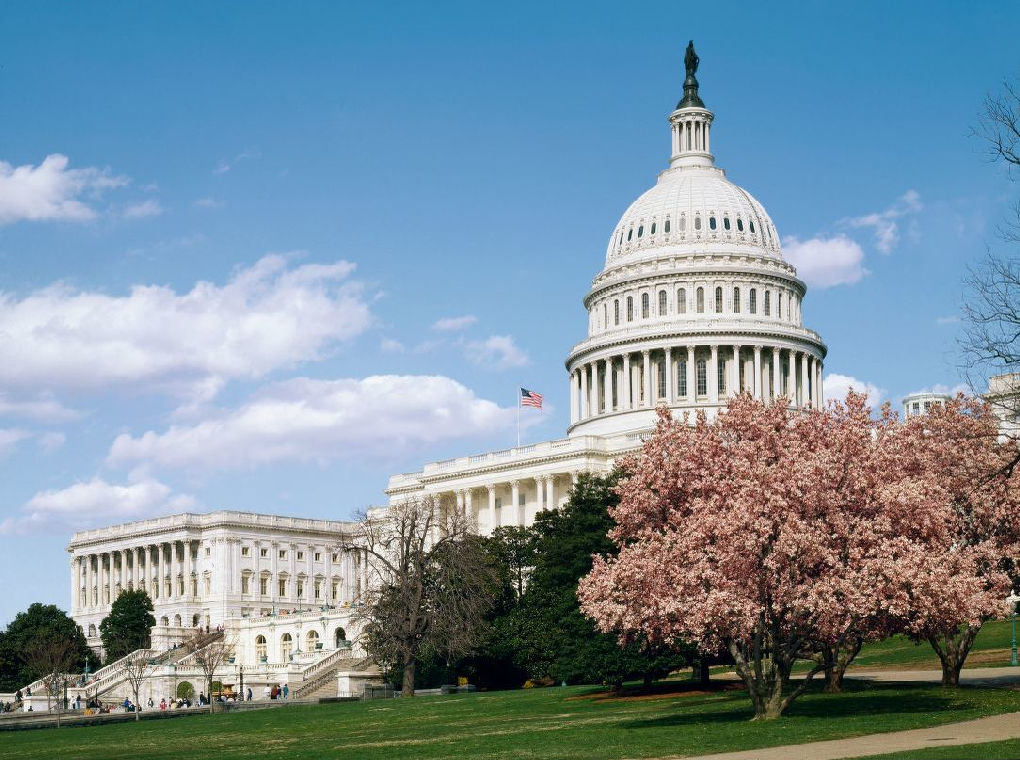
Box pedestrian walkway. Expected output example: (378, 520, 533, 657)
(685, 710, 1020, 760)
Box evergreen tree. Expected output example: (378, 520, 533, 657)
(99, 590, 155, 663)
(0, 603, 92, 691)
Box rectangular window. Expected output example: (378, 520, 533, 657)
(259, 577, 268, 596)
(733, 287, 741, 313)
(518, 493, 525, 507)
(314, 581, 321, 599)
(260, 548, 268, 558)
(696, 360, 707, 396)
(779, 293, 783, 319)
(495, 497, 502, 509)
(279, 579, 287, 597)
(764, 291, 771, 316)
(657, 361, 667, 399)
(678, 360, 688, 397)
(679, 289, 687, 314)
(279, 550, 286, 560)
(718, 359, 727, 395)
(627, 297, 634, 321)
(297, 551, 304, 561)
(314, 552, 321, 562)
(241, 575, 250, 594)
(241, 546, 250, 557)
(332, 581, 339, 600)
(750, 289, 757, 314)
(331, 553, 338, 562)
(297, 580, 305, 597)
(205, 547, 210, 556)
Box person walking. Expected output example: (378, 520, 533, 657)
(282, 683, 289, 700)
(246, 687, 252, 702)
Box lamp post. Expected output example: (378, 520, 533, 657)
(1009, 594, 1019, 667)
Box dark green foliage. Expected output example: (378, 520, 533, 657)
(99, 590, 155, 663)
(0, 603, 92, 691)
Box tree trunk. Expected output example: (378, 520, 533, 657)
(699, 658, 710, 688)
(823, 635, 862, 693)
(402, 659, 416, 697)
(928, 625, 981, 688)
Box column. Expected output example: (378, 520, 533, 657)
(589, 363, 598, 416)
(580, 364, 589, 419)
(306, 543, 314, 604)
(801, 352, 809, 409)
(271, 541, 279, 602)
(709, 345, 719, 403)
(455, 490, 465, 519)
(132, 546, 139, 591)
(569, 370, 578, 424)
(642, 350, 651, 407)
(622, 354, 632, 410)
(816, 360, 824, 408)
(731, 345, 741, 396)
(599, 357, 607, 412)
(664, 347, 673, 404)
(534, 477, 544, 513)
(686, 346, 695, 400)
(753, 345, 763, 400)
(464, 489, 474, 524)
(546, 476, 556, 511)
(487, 484, 497, 533)
(70, 557, 78, 614)
(360, 550, 368, 596)
(511, 480, 522, 527)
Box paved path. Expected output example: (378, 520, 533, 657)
(680, 668, 1020, 760)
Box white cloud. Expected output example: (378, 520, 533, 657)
(122, 199, 163, 219)
(380, 338, 406, 353)
(823, 373, 885, 406)
(0, 428, 30, 458)
(108, 375, 513, 471)
(843, 190, 923, 253)
(463, 335, 530, 370)
(213, 151, 258, 175)
(194, 197, 224, 209)
(905, 383, 968, 398)
(37, 432, 66, 453)
(0, 154, 128, 224)
(0, 476, 195, 535)
(0, 255, 373, 402)
(0, 393, 80, 422)
(432, 315, 477, 332)
(783, 235, 868, 288)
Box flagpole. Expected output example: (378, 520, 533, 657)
(516, 388, 520, 448)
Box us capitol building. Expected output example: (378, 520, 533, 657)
(21, 46, 831, 708)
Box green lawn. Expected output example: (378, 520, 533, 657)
(870, 738, 1020, 759)
(3, 680, 1020, 760)
(850, 619, 1017, 670)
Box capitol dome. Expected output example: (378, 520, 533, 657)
(565, 42, 827, 439)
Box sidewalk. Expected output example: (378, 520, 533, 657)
(685, 710, 1020, 760)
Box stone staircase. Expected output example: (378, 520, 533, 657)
(291, 649, 376, 700)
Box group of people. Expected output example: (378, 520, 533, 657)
(264, 683, 289, 700)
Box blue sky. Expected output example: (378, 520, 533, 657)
(0, 1, 1016, 625)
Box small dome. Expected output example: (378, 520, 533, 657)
(605, 165, 782, 266)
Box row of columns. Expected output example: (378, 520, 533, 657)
(569, 345, 823, 424)
(73, 540, 200, 613)
(443, 472, 580, 534)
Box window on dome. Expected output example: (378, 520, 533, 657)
(709, 216, 717, 231)
(627, 297, 634, 322)
(694, 216, 701, 231)
(778, 293, 783, 320)
(658, 290, 667, 316)
(733, 287, 741, 313)
(637, 225, 644, 238)
(603, 304, 607, 328)
(678, 288, 687, 314)
(665, 218, 671, 233)
(696, 287, 704, 313)
(749, 289, 757, 314)
(696, 359, 707, 396)
(764, 291, 771, 316)
(737, 218, 744, 232)
(641, 293, 649, 318)
(650, 222, 656, 235)
(715, 287, 723, 313)
(723, 216, 731, 231)
(627, 228, 633, 241)
(614, 300, 620, 325)
(750, 220, 756, 234)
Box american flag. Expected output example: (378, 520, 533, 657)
(520, 388, 543, 409)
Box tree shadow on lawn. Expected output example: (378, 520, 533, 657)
(621, 684, 960, 730)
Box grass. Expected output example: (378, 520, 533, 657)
(869, 738, 1020, 759)
(850, 619, 1017, 670)
(3, 679, 1020, 760)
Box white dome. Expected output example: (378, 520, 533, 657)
(604, 165, 782, 266)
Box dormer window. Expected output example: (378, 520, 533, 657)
(709, 216, 717, 231)
(749, 220, 756, 234)
(650, 222, 656, 235)
(664, 218, 671, 233)
(723, 216, 731, 231)
(627, 228, 633, 241)
(637, 225, 643, 238)
(694, 216, 701, 231)
(736, 218, 744, 232)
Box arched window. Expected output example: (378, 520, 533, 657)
(335, 628, 348, 648)
(750, 220, 756, 234)
(678, 288, 687, 314)
(307, 630, 320, 650)
(694, 215, 702, 231)
(159, 617, 168, 627)
(737, 218, 744, 232)
(602, 304, 607, 328)
(678, 358, 688, 396)
(665, 218, 671, 233)
(173, 614, 182, 627)
(614, 300, 620, 325)
(749, 289, 757, 314)
(778, 292, 784, 319)
(733, 287, 741, 313)
(641, 293, 649, 319)
(696, 287, 705, 313)
(658, 290, 667, 315)
(650, 222, 656, 235)
(709, 216, 717, 230)
(637, 225, 644, 238)
(281, 633, 293, 661)
(626, 296, 634, 322)
(696, 359, 707, 396)
(88, 623, 97, 637)
(627, 228, 633, 241)
(715, 287, 723, 313)
(764, 291, 771, 316)
(723, 216, 731, 231)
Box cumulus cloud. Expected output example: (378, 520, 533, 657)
(823, 373, 885, 406)
(783, 234, 868, 288)
(463, 335, 530, 370)
(842, 190, 923, 253)
(0, 394, 81, 423)
(380, 338, 406, 353)
(0, 429, 30, 458)
(0, 154, 128, 224)
(108, 375, 513, 471)
(0, 255, 373, 402)
(0, 476, 195, 535)
(122, 199, 163, 218)
(432, 315, 477, 332)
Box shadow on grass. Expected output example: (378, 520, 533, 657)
(622, 684, 958, 730)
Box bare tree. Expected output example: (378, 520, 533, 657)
(338, 495, 500, 696)
(191, 634, 234, 713)
(23, 636, 77, 727)
(120, 651, 153, 721)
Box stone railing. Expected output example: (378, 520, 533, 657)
(82, 649, 156, 697)
(291, 647, 360, 698)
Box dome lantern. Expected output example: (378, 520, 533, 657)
(669, 41, 714, 170)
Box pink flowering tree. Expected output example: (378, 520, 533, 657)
(579, 393, 900, 719)
(879, 396, 1020, 686)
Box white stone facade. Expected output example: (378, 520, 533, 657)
(67, 511, 369, 652)
(902, 391, 952, 418)
(387, 59, 825, 527)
